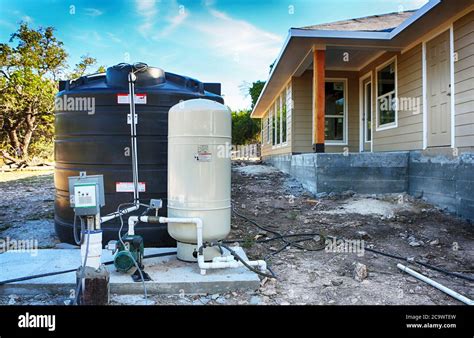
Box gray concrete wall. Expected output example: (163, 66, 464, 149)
(264, 152, 409, 195)
(408, 151, 474, 221)
(263, 151, 474, 221)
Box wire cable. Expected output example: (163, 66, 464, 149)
(214, 242, 276, 279)
(231, 207, 326, 278)
(72, 214, 84, 246)
(0, 251, 177, 286)
(232, 207, 474, 283)
(74, 223, 89, 305)
(116, 203, 148, 301)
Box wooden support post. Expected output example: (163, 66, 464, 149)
(312, 48, 325, 153)
(76, 265, 110, 305)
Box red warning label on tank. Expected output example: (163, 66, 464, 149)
(116, 182, 146, 192)
(117, 93, 147, 104)
(196, 145, 212, 162)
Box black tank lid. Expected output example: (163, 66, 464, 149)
(106, 62, 166, 88)
(58, 62, 219, 97)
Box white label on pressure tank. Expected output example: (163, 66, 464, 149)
(116, 182, 146, 192)
(196, 145, 212, 162)
(117, 93, 147, 104)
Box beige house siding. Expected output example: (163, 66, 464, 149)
(291, 70, 359, 154)
(260, 9, 474, 157)
(357, 48, 424, 152)
(260, 84, 292, 157)
(291, 71, 312, 153)
(326, 70, 360, 153)
(454, 10, 474, 150)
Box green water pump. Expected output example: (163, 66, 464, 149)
(110, 235, 144, 272)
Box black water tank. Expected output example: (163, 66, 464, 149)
(54, 63, 224, 246)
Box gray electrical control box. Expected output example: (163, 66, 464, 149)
(68, 174, 105, 216)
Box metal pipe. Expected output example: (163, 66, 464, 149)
(397, 263, 473, 306)
(128, 72, 140, 203)
(100, 205, 140, 224)
(99, 70, 141, 226)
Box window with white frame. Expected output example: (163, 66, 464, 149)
(269, 84, 291, 148)
(365, 82, 372, 142)
(376, 59, 397, 129)
(266, 116, 271, 144)
(275, 99, 281, 145)
(325, 80, 346, 143)
(271, 107, 276, 146)
(281, 90, 287, 143)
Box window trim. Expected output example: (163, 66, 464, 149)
(270, 106, 275, 146)
(375, 56, 398, 131)
(325, 78, 348, 146)
(271, 83, 291, 149)
(266, 116, 270, 144)
(364, 80, 373, 144)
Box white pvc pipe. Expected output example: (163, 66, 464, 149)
(128, 216, 139, 235)
(81, 231, 102, 270)
(397, 263, 473, 306)
(100, 205, 140, 224)
(157, 217, 267, 276)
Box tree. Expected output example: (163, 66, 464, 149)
(0, 23, 67, 161)
(0, 23, 105, 162)
(232, 110, 261, 145)
(70, 55, 106, 80)
(232, 80, 266, 145)
(249, 80, 265, 109)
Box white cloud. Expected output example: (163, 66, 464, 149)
(409, 0, 429, 9)
(135, 0, 158, 36)
(21, 15, 33, 23)
(158, 8, 189, 38)
(131, 2, 282, 110)
(191, 9, 283, 109)
(136, 0, 158, 14)
(84, 8, 103, 17)
(135, 0, 189, 39)
(193, 9, 282, 69)
(73, 30, 109, 48)
(106, 32, 122, 43)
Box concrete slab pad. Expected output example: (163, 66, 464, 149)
(0, 247, 260, 296)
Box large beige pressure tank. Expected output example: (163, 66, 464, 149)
(167, 99, 231, 262)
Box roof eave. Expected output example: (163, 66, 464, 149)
(250, 30, 391, 118)
(251, 0, 444, 119)
(389, 0, 442, 38)
(290, 28, 391, 40)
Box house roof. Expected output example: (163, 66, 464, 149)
(251, 0, 473, 119)
(299, 10, 416, 33)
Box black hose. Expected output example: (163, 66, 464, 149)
(363, 246, 474, 282)
(74, 229, 90, 305)
(214, 243, 276, 279)
(72, 215, 84, 246)
(232, 207, 474, 283)
(231, 207, 326, 278)
(0, 251, 177, 286)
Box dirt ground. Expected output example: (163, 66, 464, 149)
(0, 164, 473, 305)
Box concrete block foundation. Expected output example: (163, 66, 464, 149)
(408, 151, 474, 221)
(265, 152, 409, 195)
(264, 151, 474, 221)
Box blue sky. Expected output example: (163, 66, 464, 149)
(0, 0, 428, 110)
